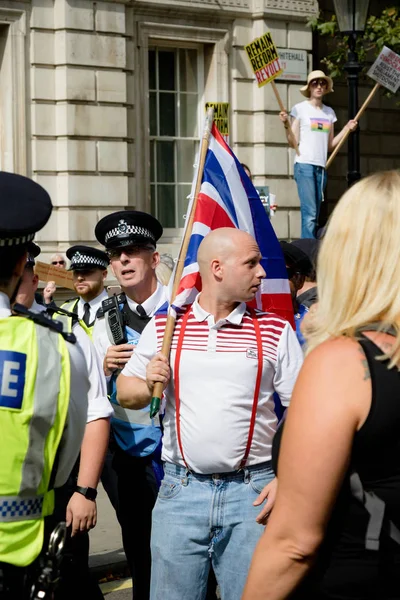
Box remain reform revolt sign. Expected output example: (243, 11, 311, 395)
(245, 32, 283, 87)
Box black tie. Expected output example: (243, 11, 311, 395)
(136, 305, 147, 318)
(83, 302, 91, 327)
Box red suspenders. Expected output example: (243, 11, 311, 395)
(173, 306, 263, 471)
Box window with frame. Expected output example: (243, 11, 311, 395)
(149, 47, 202, 229)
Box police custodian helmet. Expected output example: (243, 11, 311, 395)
(66, 245, 110, 271)
(95, 210, 163, 250)
(0, 172, 52, 247)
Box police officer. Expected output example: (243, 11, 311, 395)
(14, 242, 113, 599)
(93, 211, 166, 600)
(0, 172, 89, 599)
(62, 245, 109, 336)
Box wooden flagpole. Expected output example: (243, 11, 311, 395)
(326, 83, 380, 170)
(149, 107, 215, 418)
(271, 80, 300, 156)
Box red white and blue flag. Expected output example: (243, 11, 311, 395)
(168, 123, 294, 325)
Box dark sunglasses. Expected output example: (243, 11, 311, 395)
(52, 260, 65, 265)
(107, 245, 154, 260)
(310, 79, 327, 88)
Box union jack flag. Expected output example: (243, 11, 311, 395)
(168, 123, 294, 326)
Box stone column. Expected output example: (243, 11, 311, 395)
(31, 0, 129, 258)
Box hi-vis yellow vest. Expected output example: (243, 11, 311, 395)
(0, 317, 70, 567)
(59, 298, 92, 338)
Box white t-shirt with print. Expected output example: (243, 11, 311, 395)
(290, 101, 337, 168)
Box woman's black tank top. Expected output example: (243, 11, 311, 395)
(272, 335, 400, 599)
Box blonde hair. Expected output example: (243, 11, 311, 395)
(156, 261, 173, 286)
(306, 170, 400, 366)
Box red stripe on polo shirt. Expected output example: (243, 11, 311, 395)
(154, 308, 288, 358)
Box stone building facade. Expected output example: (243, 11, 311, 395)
(0, 0, 398, 261)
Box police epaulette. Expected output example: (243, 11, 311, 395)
(13, 303, 77, 344)
(46, 305, 77, 320)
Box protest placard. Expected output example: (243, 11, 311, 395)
(245, 31, 299, 155)
(205, 102, 229, 143)
(367, 46, 400, 93)
(245, 32, 283, 87)
(326, 46, 400, 169)
(34, 261, 75, 290)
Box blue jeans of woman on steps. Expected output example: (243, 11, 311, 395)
(294, 162, 327, 239)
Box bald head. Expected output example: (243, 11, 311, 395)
(198, 228, 257, 278)
(197, 228, 265, 304)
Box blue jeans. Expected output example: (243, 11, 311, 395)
(150, 461, 275, 600)
(294, 162, 327, 239)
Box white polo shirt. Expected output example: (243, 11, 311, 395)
(122, 296, 303, 473)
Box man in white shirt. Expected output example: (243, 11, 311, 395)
(62, 245, 110, 333)
(14, 242, 113, 600)
(93, 210, 167, 600)
(117, 228, 303, 600)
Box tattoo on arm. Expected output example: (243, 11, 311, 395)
(359, 347, 370, 381)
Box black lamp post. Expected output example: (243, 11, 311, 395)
(333, 0, 370, 186)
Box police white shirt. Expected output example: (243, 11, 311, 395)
(92, 281, 168, 364)
(77, 289, 108, 324)
(29, 297, 113, 424)
(0, 291, 88, 488)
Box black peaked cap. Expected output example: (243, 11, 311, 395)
(280, 241, 313, 276)
(67, 245, 110, 271)
(0, 172, 52, 247)
(26, 241, 41, 266)
(95, 211, 163, 250)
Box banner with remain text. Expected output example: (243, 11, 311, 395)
(205, 102, 230, 144)
(245, 32, 283, 87)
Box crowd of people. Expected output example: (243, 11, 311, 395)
(1, 71, 400, 600)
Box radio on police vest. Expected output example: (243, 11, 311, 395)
(102, 294, 127, 345)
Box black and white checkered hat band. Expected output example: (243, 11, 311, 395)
(0, 233, 35, 247)
(105, 225, 155, 244)
(71, 252, 108, 269)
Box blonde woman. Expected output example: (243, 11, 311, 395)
(243, 171, 400, 600)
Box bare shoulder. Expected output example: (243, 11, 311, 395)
(293, 337, 371, 429)
(306, 336, 361, 363)
(302, 337, 370, 384)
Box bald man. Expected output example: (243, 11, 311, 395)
(117, 228, 303, 600)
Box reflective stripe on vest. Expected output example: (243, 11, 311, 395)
(0, 495, 44, 522)
(59, 299, 93, 338)
(0, 317, 70, 567)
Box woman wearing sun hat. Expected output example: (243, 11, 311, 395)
(280, 70, 358, 239)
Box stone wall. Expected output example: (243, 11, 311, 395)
(29, 0, 130, 260)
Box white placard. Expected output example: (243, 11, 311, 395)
(368, 46, 400, 93)
(276, 49, 308, 82)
